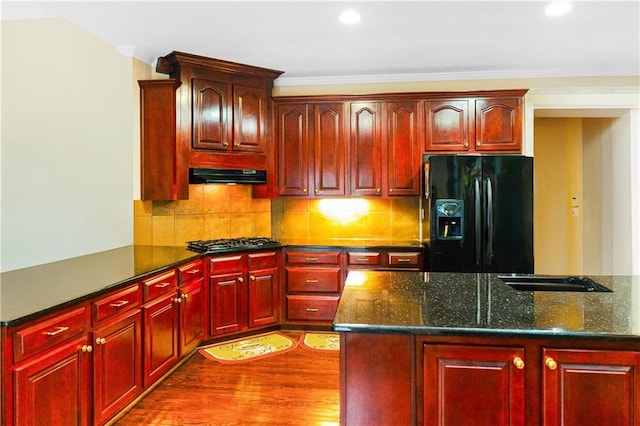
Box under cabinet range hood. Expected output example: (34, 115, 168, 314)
(188, 168, 267, 184)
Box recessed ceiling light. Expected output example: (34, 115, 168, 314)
(338, 9, 361, 25)
(545, 2, 573, 17)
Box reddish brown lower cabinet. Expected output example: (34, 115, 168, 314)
(341, 333, 413, 425)
(423, 344, 525, 426)
(542, 348, 640, 425)
(178, 278, 205, 355)
(143, 292, 179, 387)
(208, 251, 280, 337)
(13, 335, 91, 426)
(283, 249, 343, 327)
(248, 265, 279, 328)
(340, 334, 640, 425)
(92, 308, 143, 425)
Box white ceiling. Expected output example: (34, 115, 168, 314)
(3, 1, 639, 85)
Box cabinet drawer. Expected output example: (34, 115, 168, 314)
(286, 295, 340, 321)
(286, 267, 341, 292)
(13, 306, 88, 363)
(209, 255, 243, 273)
(387, 252, 421, 268)
(286, 251, 341, 265)
(93, 284, 140, 324)
(248, 251, 278, 269)
(143, 270, 177, 302)
(178, 258, 204, 283)
(347, 251, 381, 266)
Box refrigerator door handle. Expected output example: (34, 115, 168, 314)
(485, 177, 494, 266)
(474, 178, 481, 266)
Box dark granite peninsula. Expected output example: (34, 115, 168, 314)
(333, 271, 640, 426)
(0, 245, 198, 326)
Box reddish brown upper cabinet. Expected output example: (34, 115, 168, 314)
(386, 100, 421, 195)
(424, 98, 473, 152)
(140, 51, 283, 200)
(475, 96, 523, 152)
(350, 102, 383, 196)
(138, 79, 183, 200)
(542, 348, 640, 426)
(277, 102, 347, 197)
(424, 90, 527, 154)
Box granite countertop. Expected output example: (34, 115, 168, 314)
(0, 245, 199, 326)
(333, 271, 640, 339)
(0, 240, 424, 327)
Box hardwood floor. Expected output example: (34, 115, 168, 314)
(115, 332, 340, 425)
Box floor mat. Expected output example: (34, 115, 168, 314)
(199, 332, 298, 364)
(299, 331, 340, 351)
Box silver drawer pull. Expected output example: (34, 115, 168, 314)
(305, 257, 318, 261)
(154, 282, 172, 288)
(187, 269, 200, 274)
(356, 258, 371, 262)
(306, 308, 319, 312)
(397, 258, 412, 262)
(43, 326, 69, 336)
(109, 300, 129, 308)
(306, 279, 319, 283)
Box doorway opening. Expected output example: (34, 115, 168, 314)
(533, 110, 633, 275)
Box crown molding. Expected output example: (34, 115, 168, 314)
(274, 67, 640, 87)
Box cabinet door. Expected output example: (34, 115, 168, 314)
(192, 78, 232, 151)
(423, 344, 525, 426)
(386, 100, 420, 195)
(542, 348, 640, 426)
(138, 79, 185, 200)
(233, 84, 267, 153)
(277, 103, 310, 196)
(13, 336, 91, 426)
(209, 272, 246, 335)
(93, 309, 143, 425)
(424, 99, 472, 152)
(179, 277, 205, 355)
(143, 293, 179, 387)
(350, 102, 382, 196)
(248, 267, 279, 328)
(314, 103, 346, 196)
(475, 97, 522, 152)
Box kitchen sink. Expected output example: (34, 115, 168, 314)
(497, 275, 612, 292)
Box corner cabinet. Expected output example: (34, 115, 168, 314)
(139, 51, 284, 200)
(207, 250, 280, 336)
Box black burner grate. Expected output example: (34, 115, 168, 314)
(187, 237, 280, 253)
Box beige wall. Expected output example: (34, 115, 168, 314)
(1, 18, 134, 271)
(534, 118, 584, 274)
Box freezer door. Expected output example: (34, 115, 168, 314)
(481, 156, 534, 273)
(427, 155, 482, 272)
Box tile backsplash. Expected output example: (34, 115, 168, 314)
(271, 197, 420, 241)
(134, 184, 272, 246)
(134, 185, 420, 246)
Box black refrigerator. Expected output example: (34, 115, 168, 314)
(424, 155, 534, 273)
